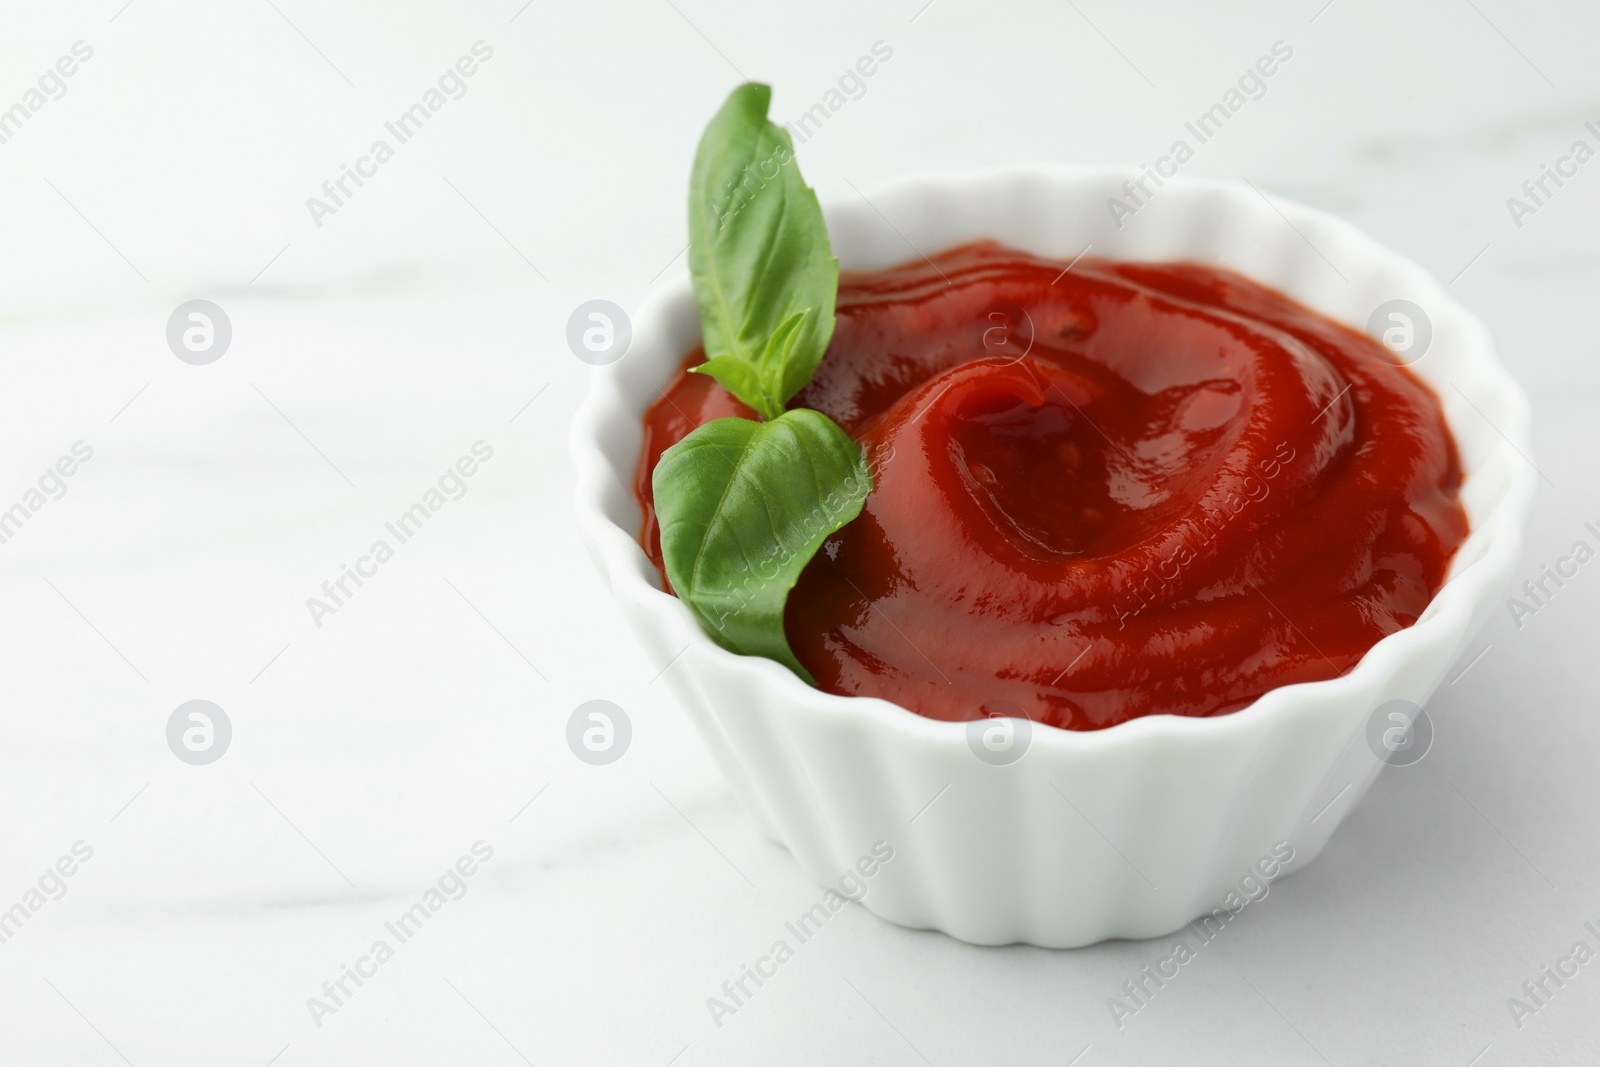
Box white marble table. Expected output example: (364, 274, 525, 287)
(2, 1, 1598, 1063)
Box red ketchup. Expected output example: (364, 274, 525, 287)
(637, 243, 1467, 730)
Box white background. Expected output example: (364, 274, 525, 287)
(1, 1, 1597, 1064)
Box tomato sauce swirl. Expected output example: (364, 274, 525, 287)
(638, 242, 1467, 730)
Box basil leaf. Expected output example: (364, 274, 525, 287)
(653, 409, 871, 683)
(688, 82, 839, 421)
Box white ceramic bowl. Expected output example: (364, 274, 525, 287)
(571, 167, 1536, 948)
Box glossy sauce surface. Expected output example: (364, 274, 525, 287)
(637, 243, 1468, 729)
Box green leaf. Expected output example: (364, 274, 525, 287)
(653, 409, 872, 683)
(688, 82, 838, 420)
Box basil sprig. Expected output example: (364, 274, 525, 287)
(652, 83, 871, 683)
